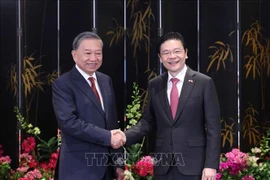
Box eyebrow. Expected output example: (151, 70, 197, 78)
(161, 48, 183, 52)
(84, 49, 102, 52)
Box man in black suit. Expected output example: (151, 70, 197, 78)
(52, 31, 125, 180)
(123, 32, 221, 180)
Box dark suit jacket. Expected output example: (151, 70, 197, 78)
(125, 67, 221, 177)
(52, 67, 123, 180)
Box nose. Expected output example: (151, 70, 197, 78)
(168, 51, 177, 58)
(88, 53, 97, 60)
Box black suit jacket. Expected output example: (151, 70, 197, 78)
(125, 67, 221, 176)
(52, 67, 123, 180)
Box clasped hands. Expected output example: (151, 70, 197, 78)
(110, 130, 126, 149)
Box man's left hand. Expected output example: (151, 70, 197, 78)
(116, 167, 125, 180)
(201, 168, 216, 180)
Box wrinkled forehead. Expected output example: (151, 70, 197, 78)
(77, 39, 103, 50)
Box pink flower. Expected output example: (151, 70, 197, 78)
(242, 175, 255, 180)
(0, 155, 11, 164)
(216, 173, 222, 180)
(135, 156, 154, 177)
(27, 159, 38, 168)
(17, 166, 29, 173)
(219, 162, 229, 171)
(22, 137, 36, 153)
(24, 169, 42, 179)
(220, 148, 249, 175)
(141, 156, 153, 162)
(19, 153, 33, 167)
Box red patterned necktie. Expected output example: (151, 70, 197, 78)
(88, 77, 101, 103)
(170, 78, 179, 119)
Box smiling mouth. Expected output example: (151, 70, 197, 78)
(168, 61, 179, 65)
(87, 63, 97, 67)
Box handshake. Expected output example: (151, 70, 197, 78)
(110, 130, 126, 149)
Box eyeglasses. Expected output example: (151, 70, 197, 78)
(160, 49, 184, 57)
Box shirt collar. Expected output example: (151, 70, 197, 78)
(168, 64, 187, 83)
(75, 64, 97, 81)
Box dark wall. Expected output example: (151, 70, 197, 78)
(60, 0, 93, 73)
(261, 1, 270, 124)
(97, 0, 124, 128)
(0, 0, 18, 168)
(240, 0, 270, 151)
(200, 0, 238, 151)
(21, 1, 58, 141)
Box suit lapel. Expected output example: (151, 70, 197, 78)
(96, 72, 109, 122)
(71, 67, 104, 116)
(173, 68, 196, 125)
(158, 73, 173, 124)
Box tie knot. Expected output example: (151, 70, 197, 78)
(171, 78, 179, 85)
(88, 77, 95, 83)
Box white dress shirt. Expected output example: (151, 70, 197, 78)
(75, 65, 104, 110)
(167, 65, 187, 105)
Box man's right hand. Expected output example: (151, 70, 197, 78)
(110, 130, 126, 149)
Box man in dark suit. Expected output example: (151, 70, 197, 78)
(124, 32, 221, 180)
(52, 31, 125, 180)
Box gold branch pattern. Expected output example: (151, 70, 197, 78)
(242, 103, 260, 146)
(207, 41, 233, 72)
(221, 118, 235, 148)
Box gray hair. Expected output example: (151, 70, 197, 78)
(72, 31, 103, 50)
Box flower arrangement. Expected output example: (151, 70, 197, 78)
(0, 107, 59, 180)
(0, 145, 12, 179)
(12, 137, 58, 180)
(0, 137, 59, 180)
(217, 129, 270, 180)
(123, 83, 154, 180)
(124, 155, 154, 180)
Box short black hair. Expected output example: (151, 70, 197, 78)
(72, 31, 103, 50)
(156, 32, 186, 54)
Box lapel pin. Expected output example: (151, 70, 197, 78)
(188, 80, 193, 83)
